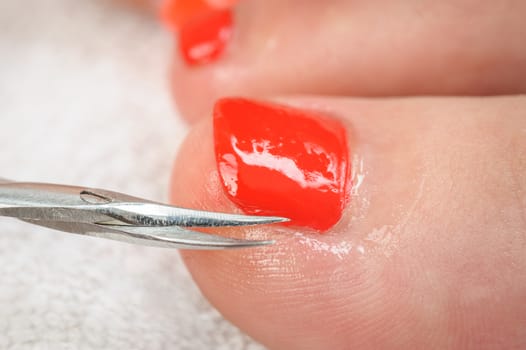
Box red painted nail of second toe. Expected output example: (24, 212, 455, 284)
(178, 8, 233, 66)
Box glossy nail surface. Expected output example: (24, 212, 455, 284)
(178, 9, 232, 65)
(213, 98, 350, 232)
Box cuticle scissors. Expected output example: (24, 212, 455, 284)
(0, 178, 287, 249)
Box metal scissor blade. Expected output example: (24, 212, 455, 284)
(101, 203, 288, 227)
(100, 224, 275, 249)
(0, 204, 288, 228)
(0, 181, 289, 227)
(22, 219, 274, 250)
(1, 180, 286, 250)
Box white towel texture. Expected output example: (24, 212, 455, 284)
(0, 1, 263, 348)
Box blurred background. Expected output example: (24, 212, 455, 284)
(0, 1, 262, 348)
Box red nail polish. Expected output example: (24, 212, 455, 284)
(178, 9, 232, 66)
(213, 98, 350, 232)
(160, 0, 209, 31)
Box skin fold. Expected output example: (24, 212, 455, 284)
(166, 0, 526, 348)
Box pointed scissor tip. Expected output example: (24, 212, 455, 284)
(270, 216, 290, 224)
(213, 239, 276, 249)
(238, 214, 290, 226)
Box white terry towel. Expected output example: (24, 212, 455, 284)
(0, 1, 263, 348)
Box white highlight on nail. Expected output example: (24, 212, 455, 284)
(188, 43, 216, 61)
(231, 136, 339, 190)
(188, 28, 232, 61)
